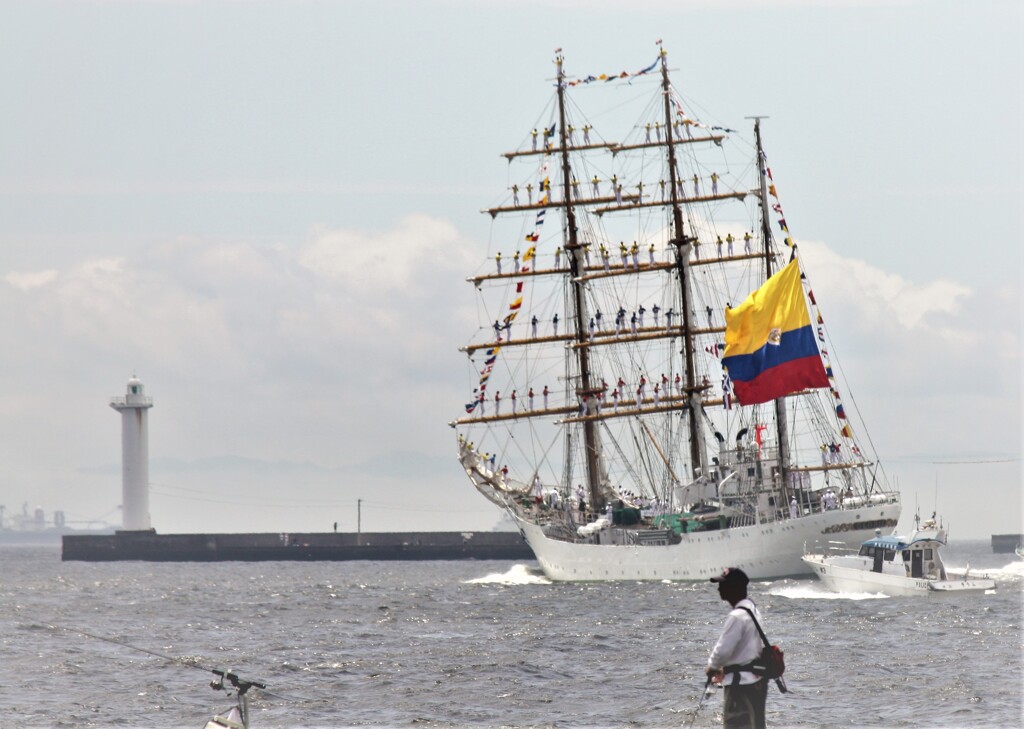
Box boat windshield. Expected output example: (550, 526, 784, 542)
(859, 544, 897, 561)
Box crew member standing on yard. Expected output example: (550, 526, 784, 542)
(706, 568, 769, 729)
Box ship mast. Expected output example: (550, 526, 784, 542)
(659, 48, 707, 479)
(753, 118, 792, 481)
(555, 52, 605, 512)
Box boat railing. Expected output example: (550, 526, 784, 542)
(719, 500, 757, 529)
(109, 394, 154, 408)
(805, 539, 858, 556)
(726, 512, 757, 529)
(525, 499, 591, 529)
(841, 492, 900, 509)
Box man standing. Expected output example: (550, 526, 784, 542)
(706, 568, 769, 729)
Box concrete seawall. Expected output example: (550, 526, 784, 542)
(991, 534, 1023, 553)
(62, 530, 534, 562)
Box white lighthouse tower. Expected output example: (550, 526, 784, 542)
(110, 374, 154, 531)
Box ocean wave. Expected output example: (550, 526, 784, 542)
(463, 563, 552, 585)
(769, 584, 888, 600)
(942, 561, 1024, 581)
(982, 560, 1024, 580)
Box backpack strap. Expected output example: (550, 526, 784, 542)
(736, 606, 772, 650)
(721, 607, 770, 685)
(723, 658, 763, 685)
(736, 606, 789, 694)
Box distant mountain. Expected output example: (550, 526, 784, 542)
(335, 451, 453, 479)
(79, 451, 454, 480)
(150, 455, 325, 474)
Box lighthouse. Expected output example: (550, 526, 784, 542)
(109, 375, 154, 531)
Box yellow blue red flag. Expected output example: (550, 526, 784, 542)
(722, 259, 828, 405)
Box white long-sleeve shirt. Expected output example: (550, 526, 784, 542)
(707, 598, 764, 685)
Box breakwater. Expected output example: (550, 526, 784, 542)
(62, 530, 532, 562)
(991, 533, 1023, 553)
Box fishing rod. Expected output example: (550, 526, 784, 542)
(46, 623, 264, 685)
(45, 623, 270, 728)
(48, 623, 208, 670)
(684, 675, 715, 729)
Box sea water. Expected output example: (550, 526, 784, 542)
(0, 540, 1020, 728)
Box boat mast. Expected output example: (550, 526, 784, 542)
(555, 52, 605, 512)
(660, 48, 706, 478)
(753, 119, 792, 480)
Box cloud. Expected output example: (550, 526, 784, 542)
(796, 240, 972, 330)
(794, 237, 1019, 455)
(26, 256, 238, 374)
(4, 269, 59, 290)
(1, 216, 480, 471)
(298, 214, 476, 297)
(0, 221, 1015, 536)
(3, 215, 478, 381)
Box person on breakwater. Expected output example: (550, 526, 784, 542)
(705, 568, 768, 728)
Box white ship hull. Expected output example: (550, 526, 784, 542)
(513, 504, 900, 581)
(801, 554, 996, 596)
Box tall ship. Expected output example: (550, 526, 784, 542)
(452, 46, 901, 581)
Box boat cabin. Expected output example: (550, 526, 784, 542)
(858, 532, 947, 580)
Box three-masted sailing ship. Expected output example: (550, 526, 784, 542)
(452, 46, 901, 581)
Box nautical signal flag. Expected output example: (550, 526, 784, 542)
(721, 258, 829, 405)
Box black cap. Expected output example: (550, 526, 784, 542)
(710, 567, 749, 587)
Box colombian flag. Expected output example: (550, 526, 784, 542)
(722, 259, 828, 405)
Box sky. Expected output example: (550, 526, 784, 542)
(0, 0, 1020, 538)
